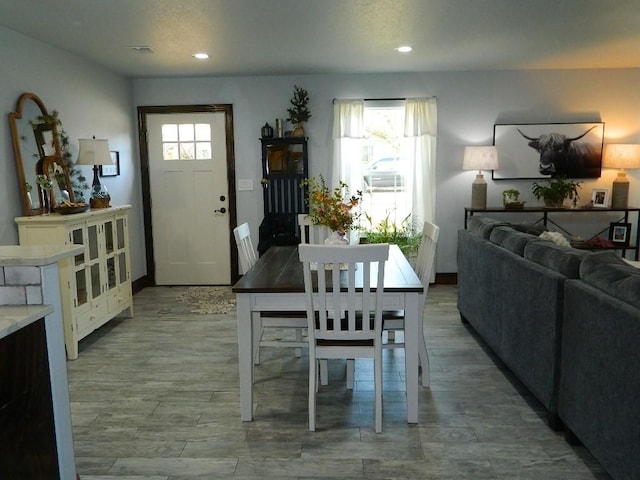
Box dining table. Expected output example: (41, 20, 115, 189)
(232, 244, 424, 423)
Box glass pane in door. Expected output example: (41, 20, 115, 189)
(116, 218, 125, 250)
(71, 228, 85, 265)
(118, 253, 127, 284)
(105, 221, 114, 254)
(88, 225, 99, 261)
(90, 263, 101, 299)
(75, 269, 87, 307)
(107, 257, 116, 290)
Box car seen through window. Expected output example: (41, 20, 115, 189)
(363, 157, 405, 190)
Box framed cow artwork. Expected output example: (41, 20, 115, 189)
(492, 122, 604, 180)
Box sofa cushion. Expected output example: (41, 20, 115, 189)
(580, 251, 640, 309)
(490, 226, 537, 256)
(467, 216, 510, 239)
(524, 239, 588, 278)
(513, 223, 547, 236)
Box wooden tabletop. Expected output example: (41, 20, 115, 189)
(232, 245, 423, 294)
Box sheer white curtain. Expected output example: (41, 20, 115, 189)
(403, 97, 437, 227)
(330, 100, 365, 190)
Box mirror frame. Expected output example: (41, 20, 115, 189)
(9, 92, 75, 216)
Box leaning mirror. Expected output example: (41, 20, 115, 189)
(9, 92, 75, 215)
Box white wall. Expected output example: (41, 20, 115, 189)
(0, 27, 146, 280)
(134, 68, 640, 273)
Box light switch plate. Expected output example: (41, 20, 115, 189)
(238, 179, 253, 191)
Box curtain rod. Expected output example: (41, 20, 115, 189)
(332, 97, 405, 104)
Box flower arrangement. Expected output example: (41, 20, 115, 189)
(302, 175, 361, 232)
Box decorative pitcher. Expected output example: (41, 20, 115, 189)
(325, 230, 349, 245)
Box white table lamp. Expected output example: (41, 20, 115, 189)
(77, 138, 113, 208)
(463, 146, 499, 209)
(602, 144, 640, 208)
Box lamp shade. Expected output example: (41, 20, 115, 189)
(602, 144, 640, 169)
(462, 146, 499, 171)
(77, 138, 112, 166)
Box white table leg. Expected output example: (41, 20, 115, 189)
(236, 293, 253, 421)
(404, 292, 419, 423)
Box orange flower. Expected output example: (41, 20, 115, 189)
(301, 176, 362, 232)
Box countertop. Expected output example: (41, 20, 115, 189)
(0, 304, 54, 340)
(0, 245, 83, 266)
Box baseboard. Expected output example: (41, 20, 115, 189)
(132, 275, 151, 295)
(435, 273, 457, 285)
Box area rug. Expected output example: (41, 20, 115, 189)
(177, 286, 236, 314)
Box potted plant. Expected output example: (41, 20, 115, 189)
(360, 212, 421, 262)
(287, 85, 311, 137)
(502, 188, 524, 210)
(531, 177, 581, 208)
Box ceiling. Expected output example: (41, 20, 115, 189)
(1, 0, 640, 78)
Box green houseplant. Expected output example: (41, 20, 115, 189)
(361, 212, 421, 258)
(502, 188, 524, 209)
(531, 177, 581, 208)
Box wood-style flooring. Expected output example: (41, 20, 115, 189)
(66, 285, 611, 479)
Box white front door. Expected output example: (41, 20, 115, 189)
(146, 112, 231, 285)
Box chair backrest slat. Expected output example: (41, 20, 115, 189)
(233, 223, 258, 274)
(414, 221, 440, 288)
(299, 244, 389, 342)
(298, 214, 329, 244)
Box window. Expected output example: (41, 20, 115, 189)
(361, 102, 410, 229)
(332, 97, 436, 234)
(160, 123, 212, 160)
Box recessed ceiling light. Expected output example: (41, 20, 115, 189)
(193, 52, 209, 60)
(396, 46, 412, 53)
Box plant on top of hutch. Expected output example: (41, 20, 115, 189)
(287, 85, 311, 137)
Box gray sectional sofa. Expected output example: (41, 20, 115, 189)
(457, 216, 640, 480)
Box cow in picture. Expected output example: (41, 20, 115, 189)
(517, 126, 602, 178)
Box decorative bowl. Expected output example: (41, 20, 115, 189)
(54, 204, 89, 215)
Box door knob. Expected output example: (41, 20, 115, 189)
(214, 207, 227, 214)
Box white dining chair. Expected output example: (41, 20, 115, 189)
(298, 214, 334, 384)
(299, 243, 389, 433)
(382, 221, 440, 387)
(233, 223, 307, 365)
(298, 213, 329, 244)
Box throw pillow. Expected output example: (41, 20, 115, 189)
(540, 230, 570, 247)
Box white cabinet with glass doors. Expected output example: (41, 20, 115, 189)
(15, 206, 133, 359)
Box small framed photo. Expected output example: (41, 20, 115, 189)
(100, 151, 120, 177)
(609, 222, 631, 247)
(591, 188, 609, 208)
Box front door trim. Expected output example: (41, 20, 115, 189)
(137, 104, 238, 285)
